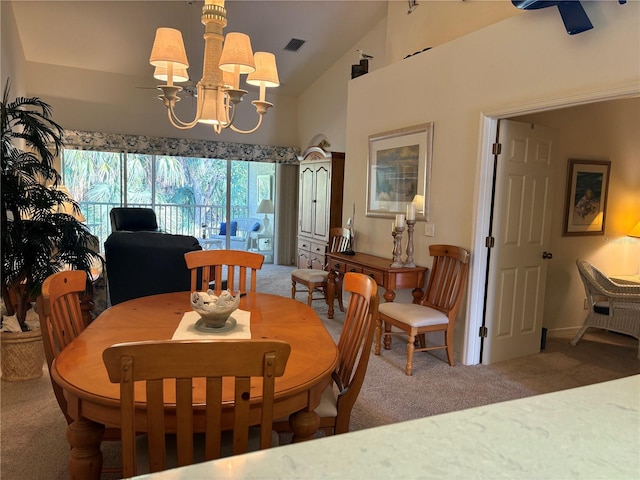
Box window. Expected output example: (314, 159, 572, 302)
(62, 149, 276, 259)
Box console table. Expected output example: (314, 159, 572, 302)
(325, 252, 427, 319)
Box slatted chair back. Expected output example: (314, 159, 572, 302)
(37, 270, 88, 423)
(102, 339, 291, 478)
(329, 272, 378, 434)
(184, 250, 264, 293)
(421, 244, 470, 320)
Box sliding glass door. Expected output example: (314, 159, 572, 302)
(62, 149, 275, 261)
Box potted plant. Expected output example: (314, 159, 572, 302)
(1, 79, 100, 381)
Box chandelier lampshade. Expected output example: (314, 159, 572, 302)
(153, 65, 189, 83)
(150, 0, 279, 135)
(219, 32, 256, 74)
(149, 27, 189, 71)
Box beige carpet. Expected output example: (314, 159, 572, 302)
(2, 264, 639, 479)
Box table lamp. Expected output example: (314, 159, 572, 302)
(257, 199, 274, 235)
(628, 220, 640, 238)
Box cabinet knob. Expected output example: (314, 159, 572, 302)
(369, 273, 375, 278)
(334, 263, 340, 268)
(350, 268, 356, 272)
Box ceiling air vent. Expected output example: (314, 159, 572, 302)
(284, 38, 306, 52)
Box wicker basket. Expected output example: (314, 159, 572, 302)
(0, 329, 45, 382)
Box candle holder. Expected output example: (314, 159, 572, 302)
(390, 226, 405, 267)
(404, 219, 416, 267)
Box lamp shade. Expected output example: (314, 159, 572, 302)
(149, 27, 189, 69)
(153, 65, 189, 83)
(628, 220, 640, 238)
(247, 52, 279, 87)
(219, 32, 256, 74)
(257, 199, 274, 214)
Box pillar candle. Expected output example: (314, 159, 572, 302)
(395, 213, 405, 228)
(406, 203, 415, 221)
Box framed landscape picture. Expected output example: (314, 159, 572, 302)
(563, 158, 611, 236)
(366, 123, 433, 220)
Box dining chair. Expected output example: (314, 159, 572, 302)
(291, 227, 351, 310)
(36, 270, 122, 474)
(275, 272, 378, 435)
(102, 339, 291, 477)
(375, 244, 470, 375)
(571, 259, 640, 358)
(184, 249, 264, 293)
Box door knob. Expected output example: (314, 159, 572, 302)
(542, 251, 553, 259)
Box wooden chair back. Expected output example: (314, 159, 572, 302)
(184, 250, 264, 293)
(37, 270, 88, 424)
(421, 244, 470, 322)
(102, 339, 291, 478)
(329, 227, 351, 255)
(331, 272, 379, 434)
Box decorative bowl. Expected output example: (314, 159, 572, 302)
(190, 289, 240, 328)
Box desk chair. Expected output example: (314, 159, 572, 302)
(37, 270, 121, 474)
(572, 259, 640, 358)
(291, 227, 351, 310)
(184, 250, 264, 293)
(375, 245, 470, 375)
(103, 339, 291, 477)
(275, 272, 378, 435)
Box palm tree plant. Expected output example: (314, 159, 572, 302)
(1, 79, 100, 330)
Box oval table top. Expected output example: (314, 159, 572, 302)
(52, 291, 339, 422)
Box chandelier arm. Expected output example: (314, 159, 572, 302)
(229, 114, 264, 135)
(162, 84, 207, 129)
(166, 108, 201, 129)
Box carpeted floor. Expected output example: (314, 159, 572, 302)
(2, 264, 639, 479)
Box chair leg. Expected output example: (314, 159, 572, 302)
(571, 326, 588, 346)
(405, 333, 415, 375)
(374, 317, 383, 355)
(445, 329, 455, 366)
(336, 281, 344, 312)
(307, 285, 314, 306)
(291, 280, 297, 300)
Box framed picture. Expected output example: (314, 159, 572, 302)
(256, 174, 272, 202)
(366, 123, 433, 220)
(563, 158, 611, 236)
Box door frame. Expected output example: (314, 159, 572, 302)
(462, 82, 640, 366)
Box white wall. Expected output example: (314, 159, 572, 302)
(1, 2, 25, 97)
(345, 2, 640, 362)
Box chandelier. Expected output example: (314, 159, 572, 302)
(149, 0, 279, 134)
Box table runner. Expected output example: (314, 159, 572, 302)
(172, 309, 251, 340)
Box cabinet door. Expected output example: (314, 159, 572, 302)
(299, 164, 315, 237)
(312, 163, 331, 241)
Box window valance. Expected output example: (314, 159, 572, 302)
(62, 130, 300, 164)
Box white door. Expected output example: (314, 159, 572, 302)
(482, 119, 558, 364)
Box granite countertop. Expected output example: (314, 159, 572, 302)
(135, 375, 640, 479)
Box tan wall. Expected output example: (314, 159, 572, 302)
(344, 2, 639, 362)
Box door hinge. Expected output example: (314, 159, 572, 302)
(479, 326, 488, 338)
(485, 236, 495, 248)
(492, 142, 502, 155)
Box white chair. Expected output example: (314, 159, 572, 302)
(571, 259, 640, 358)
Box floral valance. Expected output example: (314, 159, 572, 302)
(62, 130, 300, 164)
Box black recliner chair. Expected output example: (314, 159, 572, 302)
(110, 207, 159, 232)
(105, 208, 202, 305)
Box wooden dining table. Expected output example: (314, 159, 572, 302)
(51, 291, 339, 480)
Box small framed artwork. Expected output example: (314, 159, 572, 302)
(366, 122, 433, 220)
(563, 158, 611, 236)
